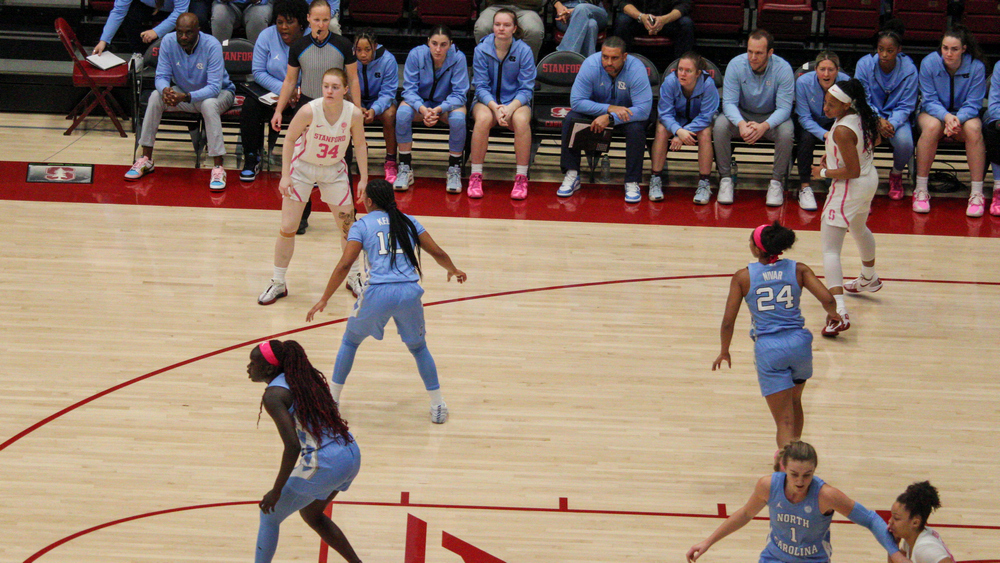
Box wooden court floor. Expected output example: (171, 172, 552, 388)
(1, 114, 999, 563)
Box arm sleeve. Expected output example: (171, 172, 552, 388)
(570, 62, 609, 116)
(957, 62, 986, 123)
(847, 502, 900, 556)
(795, 77, 826, 140)
(473, 50, 495, 106)
(889, 69, 919, 129)
(188, 41, 224, 102)
(401, 53, 426, 110)
(686, 80, 719, 133)
(722, 63, 743, 126)
(514, 53, 536, 107)
(252, 38, 285, 95)
(372, 57, 399, 116)
(154, 41, 173, 92)
(100, 0, 131, 44)
(658, 81, 681, 132)
(152, 0, 189, 40)
(920, 63, 949, 121)
(765, 63, 794, 129)
(441, 55, 469, 113)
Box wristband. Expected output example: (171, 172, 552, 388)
(819, 168, 827, 178)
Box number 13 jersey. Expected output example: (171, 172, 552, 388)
(745, 260, 805, 339)
(299, 98, 356, 167)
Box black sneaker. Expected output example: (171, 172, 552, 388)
(240, 153, 260, 182)
(297, 217, 308, 235)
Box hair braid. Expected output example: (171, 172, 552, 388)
(271, 340, 352, 444)
(836, 79, 880, 153)
(366, 179, 422, 278)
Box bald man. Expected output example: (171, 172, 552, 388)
(127, 13, 237, 191)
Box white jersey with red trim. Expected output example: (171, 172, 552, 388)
(822, 113, 879, 228)
(298, 98, 356, 167)
(824, 113, 875, 177)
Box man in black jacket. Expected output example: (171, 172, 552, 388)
(611, 0, 694, 58)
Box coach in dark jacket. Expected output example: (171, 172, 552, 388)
(611, 0, 693, 59)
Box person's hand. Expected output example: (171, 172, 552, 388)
(676, 128, 696, 145)
(259, 488, 281, 514)
(423, 106, 441, 127)
(306, 298, 328, 322)
(669, 136, 683, 151)
(738, 121, 755, 143)
(826, 310, 843, 327)
(93, 40, 108, 55)
(590, 113, 610, 133)
(822, 131, 830, 142)
(878, 118, 895, 138)
(651, 14, 667, 34)
(289, 90, 300, 106)
(270, 110, 283, 132)
(641, 13, 655, 33)
(687, 540, 711, 562)
(712, 351, 731, 371)
(141, 30, 158, 43)
(744, 121, 768, 144)
(356, 175, 368, 204)
(608, 105, 632, 122)
(495, 104, 510, 127)
(163, 87, 182, 106)
(944, 114, 961, 137)
(811, 164, 824, 180)
(363, 108, 375, 124)
(448, 269, 467, 283)
(555, 5, 572, 22)
(278, 175, 295, 199)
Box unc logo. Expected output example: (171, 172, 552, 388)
(617, 81, 626, 90)
(375, 72, 381, 78)
(197, 63, 204, 70)
(804, 506, 813, 513)
(508, 55, 516, 62)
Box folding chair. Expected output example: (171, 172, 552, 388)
(55, 17, 129, 138)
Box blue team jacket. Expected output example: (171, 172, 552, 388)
(472, 34, 536, 107)
(155, 32, 234, 103)
(570, 52, 652, 124)
(855, 52, 919, 130)
(721, 53, 795, 129)
(359, 46, 399, 116)
(919, 51, 986, 124)
(401, 44, 469, 114)
(795, 70, 851, 140)
(657, 70, 719, 134)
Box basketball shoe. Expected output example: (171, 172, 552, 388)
(844, 275, 882, 293)
(821, 313, 851, 337)
(258, 280, 287, 305)
(430, 403, 449, 424)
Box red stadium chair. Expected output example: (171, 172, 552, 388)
(824, 0, 879, 41)
(344, 0, 406, 25)
(892, 0, 947, 42)
(690, 0, 745, 36)
(960, 0, 1000, 46)
(55, 17, 129, 137)
(414, 0, 477, 27)
(755, 0, 814, 41)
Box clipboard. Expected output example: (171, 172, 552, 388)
(567, 118, 613, 152)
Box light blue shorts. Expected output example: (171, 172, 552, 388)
(286, 438, 361, 501)
(754, 328, 813, 397)
(346, 282, 426, 345)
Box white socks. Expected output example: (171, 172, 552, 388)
(428, 388, 445, 407)
(516, 165, 528, 176)
(834, 294, 847, 315)
(471, 164, 483, 175)
(273, 266, 287, 284)
(971, 181, 984, 196)
(915, 176, 929, 192)
(861, 265, 876, 279)
(330, 383, 344, 404)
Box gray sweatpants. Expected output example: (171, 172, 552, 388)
(139, 88, 235, 157)
(712, 110, 794, 182)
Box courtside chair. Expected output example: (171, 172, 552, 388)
(530, 50, 586, 162)
(55, 17, 130, 138)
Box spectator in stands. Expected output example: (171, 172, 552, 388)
(794, 51, 850, 212)
(713, 29, 795, 207)
(270, 0, 360, 234)
(474, 0, 545, 60)
(914, 25, 987, 217)
(855, 20, 918, 201)
(211, 0, 271, 43)
(93, 0, 191, 56)
(611, 0, 694, 60)
(394, 26, 470, 194)
(556, 36, 652, 203)
(125, 13, 235, 190)
(553, 0, 609, 57)
(648, 51, 718, 204)
(981, 60, 1000, 216)
(354, 30, 400, 184)
(324, 0, 342, 34)
(469, 8, 536, 199)
(239, 0, 308, 182)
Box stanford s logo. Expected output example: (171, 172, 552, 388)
(45, 167, 75, 181)
(550, 107, 571, 118)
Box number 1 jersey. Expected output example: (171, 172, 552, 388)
(348, 210, 426, 285)
(744, 260, 805, 338)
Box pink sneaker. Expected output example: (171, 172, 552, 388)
(511, 174, 528, 200)
(991, 194, 1000, 216)
(966, 192, 985, 217)
(467, 172, 483, 198)
(888, 173, 904, 200)
(912, 189, 931, 213)
(821, 313, 851, 337)
(384, 160, 398, 183)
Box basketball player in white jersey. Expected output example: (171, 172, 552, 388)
(810, 79, 882, 337)
(259, 68, 368, 305)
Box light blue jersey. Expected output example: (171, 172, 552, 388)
(762, 472, 833, 563)
(745, 260, 805, 339)
(348, 210, 426, 285)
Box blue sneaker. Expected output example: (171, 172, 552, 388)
(209, 166, 227, 192)
(124, 156, 154, 180)
(240, 153, 260, 182)
(624, 182, 641, 203)
(557, 172, 580, 197)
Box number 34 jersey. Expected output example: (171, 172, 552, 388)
(299, 98, 357, 167)
(744, 260, 805, 339)
(348, 210, 426, 285)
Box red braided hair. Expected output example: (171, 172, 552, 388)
(265, 340, 353, 445)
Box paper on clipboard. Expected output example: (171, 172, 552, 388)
(86, 51, 127, 70)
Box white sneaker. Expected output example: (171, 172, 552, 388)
(844, 274, 883, 293)
(393, 163, 414, 191)
(717, 177, 734, 204)
(258, 280, 287, 305)
(209, 165, 227, 192)
(693, 179, 712, 204)
(766, 180, 784, 207)
(798, 186, 817, 211)
(345, 272, 363, 298)
(648, 176, 664, 201)
(445, 165, 462, 193)
(624, 182, 641, 203)
(430, 403, 449, 424)
(557, 172, 581, 197)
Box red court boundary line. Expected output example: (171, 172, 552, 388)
(23, 495, 1000, 562)
(3, 273, 999, 453)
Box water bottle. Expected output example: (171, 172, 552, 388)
(730, 158, 739, 184)
(599, 155, 611, 183)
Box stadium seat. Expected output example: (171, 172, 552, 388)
(755, 0, 814, 42)
(824, 0, 879, 41)
(531, 51, 585, 159)
(690, 0, 745, 36)
(892, 0, 947, 42)
(344, 0, 406, 25)
(959, 0, 1000, 46)
(414, 0, 477, 28)
(55, 17, 129, 137)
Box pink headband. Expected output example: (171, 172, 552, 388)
(259, 341, 280, 366)
(752, 224, 781, 264)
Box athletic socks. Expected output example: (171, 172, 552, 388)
(915, 175, 929, 192)
(861, 265, 876, 279)
(399, 151, 412, 166)
(428, 388, 445, 407)
(385, 153, 396, 163)
(834, 294, 847, 315)
(699, 174, 710, 182)
(272, 266, 287, 284)
(471, 164, 483, 175)
(515, 165, 528, 177)
(330, 383, 344, 404)
(971, 180, 984, 196)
